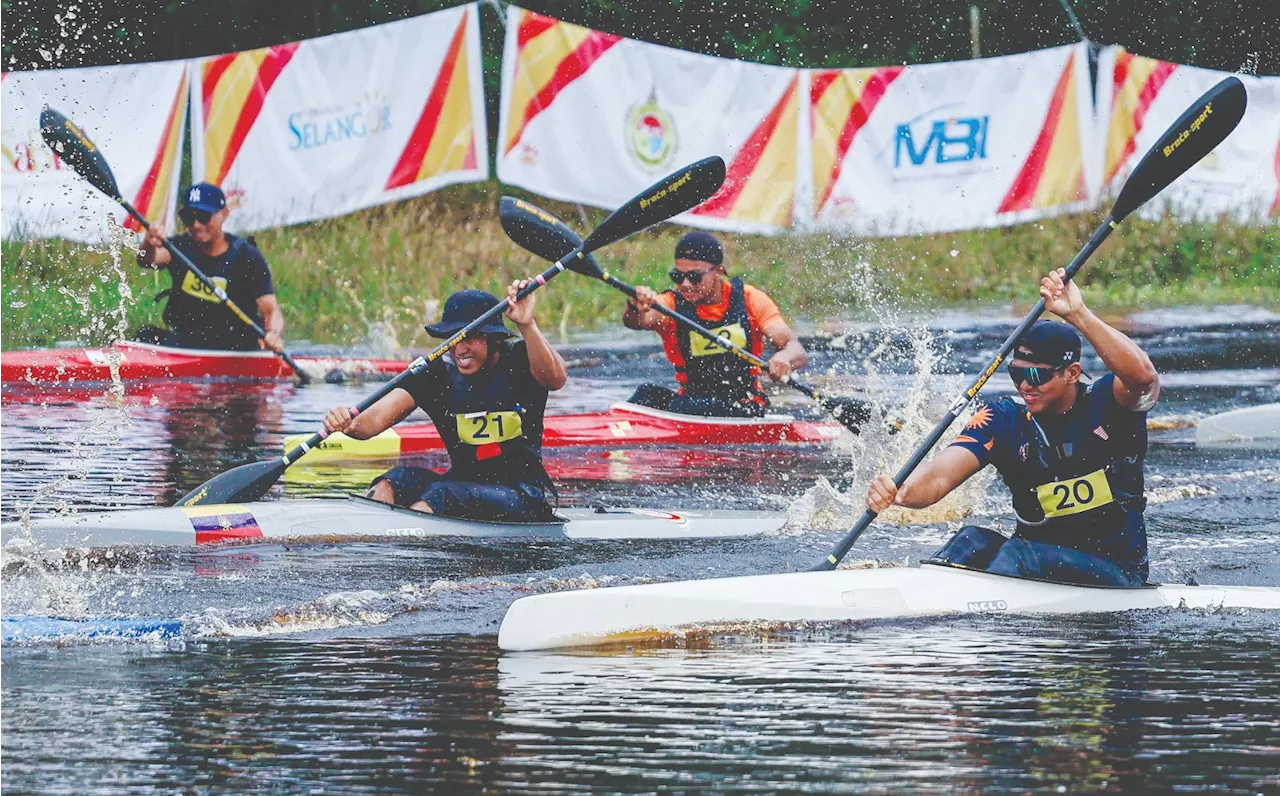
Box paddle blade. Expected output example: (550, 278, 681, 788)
(582, 156, 726, 253)
(822, 396, 872, 433)
(1112, 76, 1247, 222)
(39, 107, 123, 201)
(174, 458, 288, 507)
(498, 197, 604, 278)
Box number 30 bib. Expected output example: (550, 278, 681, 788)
(456, 410, 522, 445)
(1035, 468, 1115, 519)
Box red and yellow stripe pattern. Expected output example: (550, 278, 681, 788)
(998, 51, 1088, 214)
(1103, 49, 1177, 187)
(809, 66, 903, 214)
(127, 69, 188, 232)
(691, 74, 800, 228)
(385, 9, 477, 190)
(504, 9, 621, 155)
(199, 43, 300, 187)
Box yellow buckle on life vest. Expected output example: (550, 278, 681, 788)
(1035, 468, 1115, 519)
(690, 322, 747, 357)
(456, 410, 523, 445)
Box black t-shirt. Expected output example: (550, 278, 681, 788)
(401, 339, 551, 487)
(161, 233, 274, 351)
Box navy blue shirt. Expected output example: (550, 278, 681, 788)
(161, 233, 273, 351)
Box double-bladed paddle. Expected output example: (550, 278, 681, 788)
(814, 76, 1248, 571)
(39, 107, 311, 384)
(498, 198, 872, 432)
(174, 156, 727, 506)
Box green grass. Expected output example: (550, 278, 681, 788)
(3, 180, 1277, 351)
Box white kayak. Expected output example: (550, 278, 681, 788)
(1195, 402, 1280, 447)
(0, 496, 785, 549)
(497, 562, 1280, 651)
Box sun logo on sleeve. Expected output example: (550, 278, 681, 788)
(965, 405, 994, 429)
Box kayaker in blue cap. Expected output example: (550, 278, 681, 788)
(322, 282, 567, 521)
(623, 230, 808, 418)
(866, 267, 1162, 587)
(137, 182, 287, 353)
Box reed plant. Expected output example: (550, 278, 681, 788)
(3, 181, 1276, 351)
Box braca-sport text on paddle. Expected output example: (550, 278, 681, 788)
(815, 76, 1247, 571)
(174, 156, 727, 506)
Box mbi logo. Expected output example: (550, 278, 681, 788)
(894, 115, 990, 168)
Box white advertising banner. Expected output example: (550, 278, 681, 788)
(1097, 46, 1280, 223)
(190, 3, 487, 233)
(497, 6, 801, 235)
(2, 61, 188, 242)
(808, 43, 1099, 236)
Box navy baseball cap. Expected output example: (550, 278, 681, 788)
(424, 290, 513, 339)
(674, 231, 723, 266)
(181, 182, 226, 213)
(1015, 320, 1081, 366)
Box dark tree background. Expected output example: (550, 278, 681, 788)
(3, 0, 1276, 155)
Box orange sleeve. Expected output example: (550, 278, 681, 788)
(743, 285, 784, 333)
(652, 291, 678, 338)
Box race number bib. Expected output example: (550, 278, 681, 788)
(1036, 468, 1115, 519)
(181, 271, 227, 304)
(690, 322, 747, 357)
(456, 410, 523, 445)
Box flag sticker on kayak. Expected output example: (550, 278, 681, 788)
(181, 504, 264, 544)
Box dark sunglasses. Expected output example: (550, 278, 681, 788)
(179, 207, 215, 225)
(669, 267, 716, 285)
(1006, 363, 1065, 387)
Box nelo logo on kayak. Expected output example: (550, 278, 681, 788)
(966, 600, 1008, 612)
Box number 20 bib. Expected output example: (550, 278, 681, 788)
(1035, 468, 1115, 519)
(456, 410, 522, 445)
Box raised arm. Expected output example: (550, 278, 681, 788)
(322, 388, 418, 440)
(138, 226, 171, 269)
(622, 285, 668, 332)
(506, 279, 566, 390)
(1041, 268, 1160, 411)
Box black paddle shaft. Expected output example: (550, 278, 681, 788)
(815, 221, 1113, 569)
(281, 256, 572, 467)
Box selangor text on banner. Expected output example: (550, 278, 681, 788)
(191, 3, 487, 233)
(2, 61, 188, 243)
(1097, 46, 1280, 224)
(808, 42, 1099, 236)
(497, 6, 801, 235)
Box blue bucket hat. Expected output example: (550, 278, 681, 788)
(424, 289, 513, 339)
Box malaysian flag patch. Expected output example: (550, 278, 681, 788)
(1093, 426, 1110, 441)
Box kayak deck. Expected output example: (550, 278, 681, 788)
(497, 563, 1280, 651)
(0, 341, 409, 384)
(284, 401, 848, 461)
(0, 495, 787, 549)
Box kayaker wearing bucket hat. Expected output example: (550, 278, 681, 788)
(322, 283, 567, 521)
(866, 268, 1161, 588)
(623, 231, 808, 418)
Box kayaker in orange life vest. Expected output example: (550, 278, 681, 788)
(622, 231, 808, 418)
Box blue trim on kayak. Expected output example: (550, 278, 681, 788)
(1, 617, 183, 644)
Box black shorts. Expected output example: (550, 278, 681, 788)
(372, 465, 554, 523)
(628, 383, 767, 418)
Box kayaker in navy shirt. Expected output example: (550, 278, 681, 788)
(322, 285, 567, 522)
(136, 182, 286, 353)
(865, 268, 1161, 587)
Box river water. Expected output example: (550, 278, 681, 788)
(2, 307, 1278, 793)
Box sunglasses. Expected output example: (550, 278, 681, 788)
(668, 267, 716, 285)
(179, 207, 215, 225)
(1006, 363, 1065, 387)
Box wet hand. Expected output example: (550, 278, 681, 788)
(323, 405, 357, 435)
(261, 330, 285, 353)
(1041, 267, 1084, 320)
(629, 286, 659, 313)
(142, 227, 165, 252)
(505, 279, 537, 328)
(866, 475, 900, 513)
(767, 352, 792, 382)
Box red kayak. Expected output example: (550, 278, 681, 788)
(284, 401, 846, 459)
(1, 341, 410, 384)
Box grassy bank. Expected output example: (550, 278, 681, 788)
(3, 180, 1277, 351)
